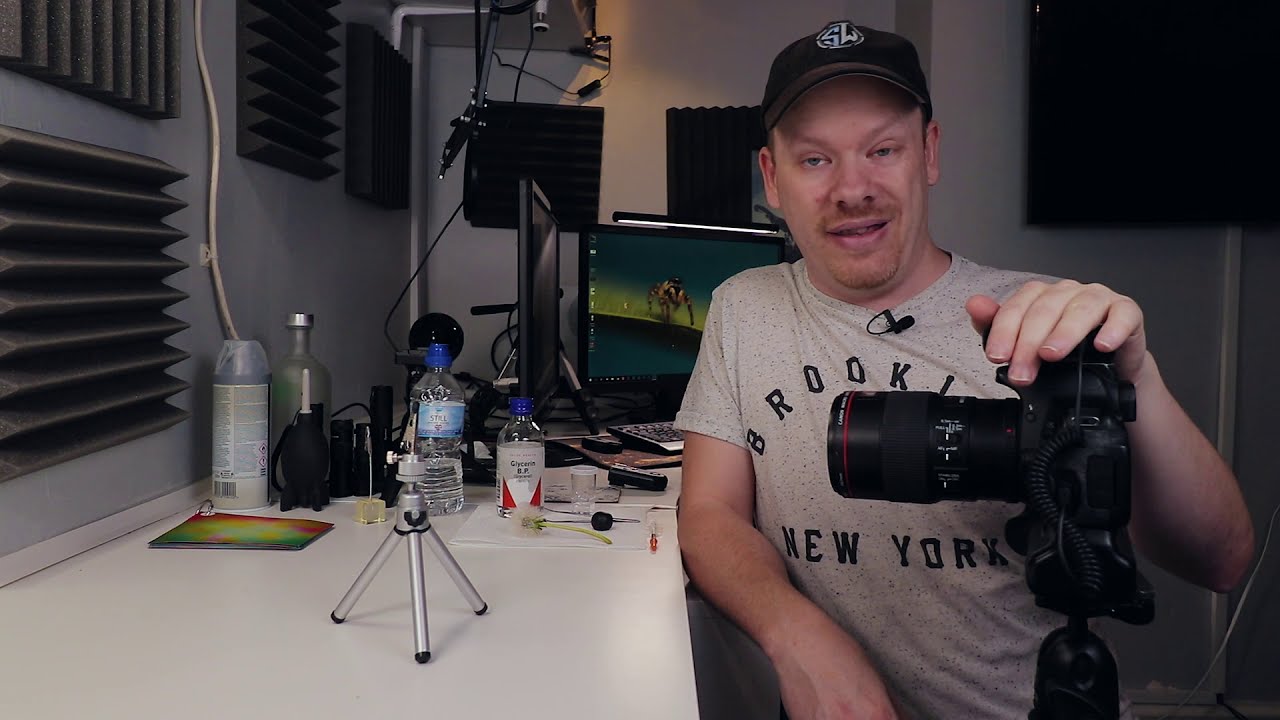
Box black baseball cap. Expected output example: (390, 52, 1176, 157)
(762, 20, 931, 132)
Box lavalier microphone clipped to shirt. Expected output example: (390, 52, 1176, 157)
(867, 309, 915, 335)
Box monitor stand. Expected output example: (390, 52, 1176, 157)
(559, 348, 600, 435)
(492, 343, 602, 436)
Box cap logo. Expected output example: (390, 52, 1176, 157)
(816, 21, 863, 49)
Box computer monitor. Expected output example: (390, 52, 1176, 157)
(577, 224, 785, 416)
(517, 178, 561, 423)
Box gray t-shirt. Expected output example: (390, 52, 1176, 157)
(675, 253, 1131, 720)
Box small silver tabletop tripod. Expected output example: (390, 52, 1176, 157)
(331, 452, 488, 663)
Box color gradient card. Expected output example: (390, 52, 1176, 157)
(149, 511, 334, 551)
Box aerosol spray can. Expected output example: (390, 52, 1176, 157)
(211, 340, 272, 510)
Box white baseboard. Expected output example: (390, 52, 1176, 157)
(0, 481, 209, 588)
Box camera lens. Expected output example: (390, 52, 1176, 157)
(827, 391, 1022, 503)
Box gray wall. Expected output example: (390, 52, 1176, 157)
(1232, 227, 1280, 702)
(0, 0, 408, 557)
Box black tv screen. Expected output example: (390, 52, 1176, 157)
(1027, 0, 1279, 225)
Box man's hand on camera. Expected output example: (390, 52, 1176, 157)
(965, 280, 1150, 386)
(769, 610, 901, 720)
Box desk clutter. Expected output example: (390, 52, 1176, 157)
(449, 504, 651, 550)
(549, 436, 682, 470)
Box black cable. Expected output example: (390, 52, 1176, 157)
(455, 371, 493, 389)
(394, 407, 412, 448)
(1217, 694, 1250, 720)
(600, 40, 613, 84)
(383, 200, 465, 353)
(493, 42, 611, 99)
(514, 12, 534, 102)
(332, 402, 372, 419)
(491, 0, 538, 15)
(490, 307, 516, 373)
(490, 322, 507, 372)
(1026, 421, 1103, 598)
(493, 52, 574, 95)
(1056, 504, 1076, 584)
(568, 39, 611, 99)
(474, 0, 482, 83)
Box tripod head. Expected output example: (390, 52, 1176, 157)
(1030, 616, 1121, 720)
(388, 451, 426, 487)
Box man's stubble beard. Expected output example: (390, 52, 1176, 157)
(811, 205, 903, 292)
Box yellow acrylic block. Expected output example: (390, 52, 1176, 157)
(354, 497, 387, 524)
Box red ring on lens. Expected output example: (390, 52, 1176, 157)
(842, 391, 856, 490)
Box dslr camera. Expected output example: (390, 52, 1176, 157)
(826, 331, 1154, 719)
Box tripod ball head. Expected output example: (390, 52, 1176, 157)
(389, 452, 428, 487)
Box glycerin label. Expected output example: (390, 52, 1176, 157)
(497, 442, 544, 511)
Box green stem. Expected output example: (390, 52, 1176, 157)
(541, 521, 613, 545)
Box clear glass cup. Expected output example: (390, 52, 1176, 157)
(570, 465, 597, 516)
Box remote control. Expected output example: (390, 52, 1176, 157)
(606, 464, 668, 492)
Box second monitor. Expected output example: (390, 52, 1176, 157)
(517, 177, 561, 424)
(577, 224, 786, 418)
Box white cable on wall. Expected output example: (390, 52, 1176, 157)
(194, 0, 241, 341)
(1209, 224, 1243, 697)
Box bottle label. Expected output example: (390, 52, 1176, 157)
(211, 383, 270, 510)
(497, 444, 544, 510)
(417, 401, 464, 438)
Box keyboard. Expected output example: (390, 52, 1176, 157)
(607, 421, 684, 454)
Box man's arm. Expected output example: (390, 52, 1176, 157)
(966, 284, 1255, 593)
(678, 431, 900, 720)
(1123, 352, 1254, 592)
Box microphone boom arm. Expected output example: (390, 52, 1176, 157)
(438, 2, 503, 179)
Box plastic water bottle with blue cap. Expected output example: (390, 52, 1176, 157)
(408, 343, 466, 515)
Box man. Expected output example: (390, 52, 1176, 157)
(673, 20, 1255, 720)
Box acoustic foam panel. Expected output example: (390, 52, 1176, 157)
(666, 106, 764, 227)
(344, 23, 409, 209)
(236, 0, 341, 180)
(463, 100, 605, 232)
(0, 0, 179, 118)
(0, 123, 189, 484)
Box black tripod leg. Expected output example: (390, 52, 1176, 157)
(331, 526, 402, 623)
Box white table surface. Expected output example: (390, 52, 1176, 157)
(0, 468, 697, 720)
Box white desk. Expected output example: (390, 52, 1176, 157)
(0, 469, 698, 720)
